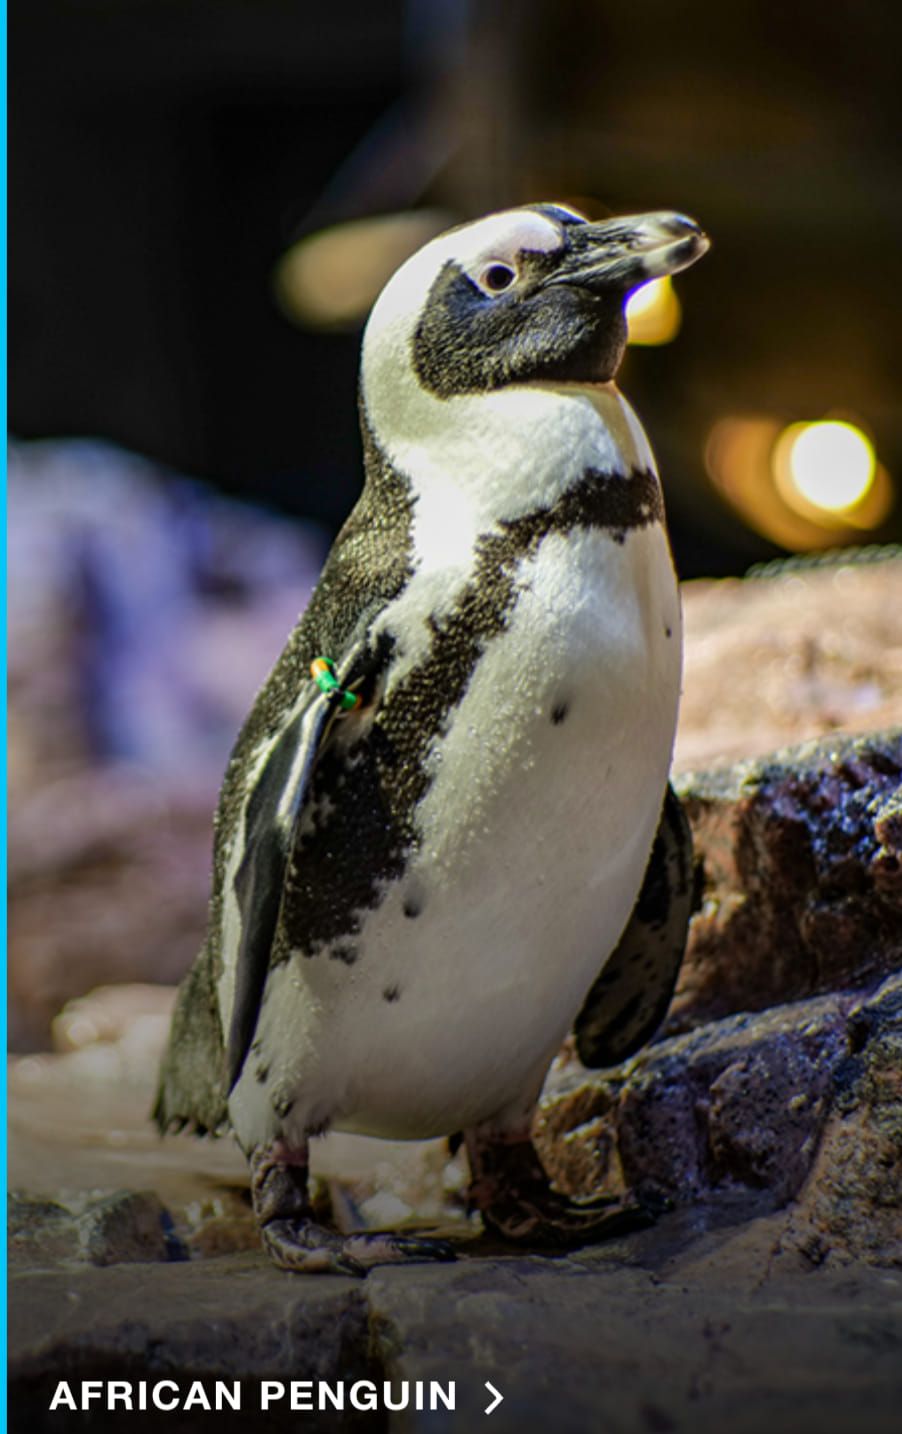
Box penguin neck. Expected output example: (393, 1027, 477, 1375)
(362, 379, 658, 534)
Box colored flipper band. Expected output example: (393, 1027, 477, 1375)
(310, 657, 361, 711)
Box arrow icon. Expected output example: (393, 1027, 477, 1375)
(484, 1382, 503, 1415)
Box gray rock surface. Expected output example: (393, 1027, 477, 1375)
(10, 1212, 902, 1434)
(11, 1254, 370, 1434)
(672, 729, 902, 1030)
(537, 975, 902, 1271)
(674, 556, 902, 772)
(9, 1190, 178, 1269)
(366, 1219, 902, 1434)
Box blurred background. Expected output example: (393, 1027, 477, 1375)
(9, 0, 902, 1050)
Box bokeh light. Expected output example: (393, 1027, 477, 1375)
(625, 276, 681, 345)
(705, 414, 894, 550)
(274, 211, 451, 329)
(773, 420, 876, 515)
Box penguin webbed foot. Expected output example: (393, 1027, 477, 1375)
(250, 1142, 456, 1276)
(261, 1217, 367, 1276)
(262, 1219, 455, 1276)
(465, 1127, 654, 1248)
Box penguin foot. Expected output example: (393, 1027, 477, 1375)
(250, 1141, 457, 1275)
(464, 1126, 654, 1249)
(261, 1218, 368, 1276)
(344, 1231, 457, 1269)
(262, 1220, 456, 1275)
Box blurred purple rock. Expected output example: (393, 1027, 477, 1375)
(8, 438, 327, 1048)
(9, 438, 325, 777)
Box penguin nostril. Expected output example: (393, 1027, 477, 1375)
(481, 263, 517, 293)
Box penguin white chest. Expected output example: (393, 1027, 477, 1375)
(247, 517, 681, 1144)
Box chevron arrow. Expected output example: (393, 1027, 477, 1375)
(484, 1382, 503, 1415)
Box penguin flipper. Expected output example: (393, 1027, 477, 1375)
(574, 784, 694, 1069)
(225, 692, 336, 1093)
(153, 686, 342, 1129)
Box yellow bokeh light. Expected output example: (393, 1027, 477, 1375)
(705, 412, 893, 549)
(625, 276, 681, 345)
(775, 420, 876, 514)
(274, 210, 452, 329)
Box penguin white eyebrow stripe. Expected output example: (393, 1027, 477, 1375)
(452, 207, 565, 264)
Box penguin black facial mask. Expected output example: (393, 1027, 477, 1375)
(412, 206, 708, 398)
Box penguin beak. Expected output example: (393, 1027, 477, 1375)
(545, 211, 709, 295)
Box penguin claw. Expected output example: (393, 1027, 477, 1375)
(262, 1219, 368, 1276)
(344, 1232, 458, 1268)
(261, 1219, 457, 1275)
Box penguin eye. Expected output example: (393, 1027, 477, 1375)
(480, 262, 517, 294)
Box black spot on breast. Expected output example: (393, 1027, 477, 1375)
(665, 625, 673, 639)
(383, 985, 401, 1003)
(273, 1093, 295, 1119)
(403, 897, 421, 919)
(255, 1065, 269, 1084)
(551, 701, 569, 726)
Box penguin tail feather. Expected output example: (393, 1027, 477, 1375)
(153, 943, 229, 1137)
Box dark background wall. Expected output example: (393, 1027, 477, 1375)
(10, 0, 902, 571)
(10, 0, 408, 529)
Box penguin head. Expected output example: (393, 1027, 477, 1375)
(361, 203, 708, 420)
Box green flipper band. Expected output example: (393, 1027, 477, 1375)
(310, 657, 361, 711)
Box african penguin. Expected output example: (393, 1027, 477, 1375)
(155, 202, 708, 1273)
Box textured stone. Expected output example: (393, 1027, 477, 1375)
(675, 555, 902, 772)
(673, 729, 902, 1031)
(9, 1220, 902, 1434)
(8, 770, 213, 1050)
(78, 1190, 180, 1267)
(10, 1254, 370, 1434)
(780, 973, 902, 1266)
(8, 1195, 86, 1270)
(364, 1222, 902, 1434)
(537, 976, 901, 1265)
(9, 1190, 179, 1269)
